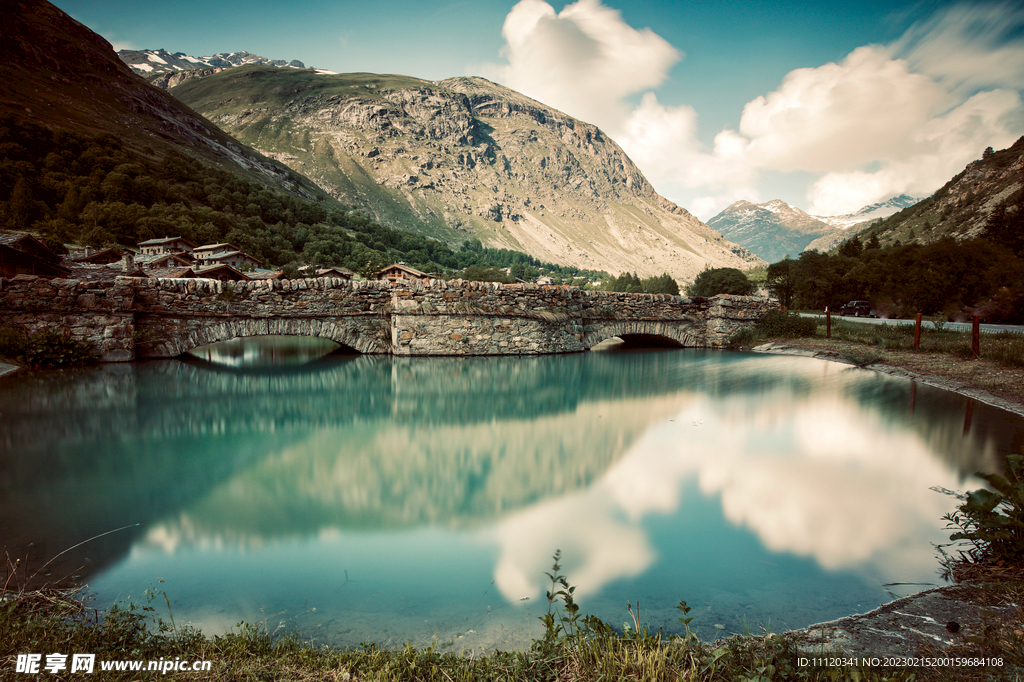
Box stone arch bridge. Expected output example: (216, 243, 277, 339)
(0, 275, 774, 361)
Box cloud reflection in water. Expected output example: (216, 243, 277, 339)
(491, 358, 988, 603)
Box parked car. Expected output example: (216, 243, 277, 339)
(838, 300, 874, 317)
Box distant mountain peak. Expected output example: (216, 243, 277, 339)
(118, 48, 306, 77)
(813, 195, 922, 229)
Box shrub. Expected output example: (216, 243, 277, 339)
(0, 327, 95, 368)
(940, 454, 1024, 577)
(687, 267, 756, 297)
(0, 327, 27, 359)
(755, 310, 816, 337)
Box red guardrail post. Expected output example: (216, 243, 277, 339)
(826, 307, 831, 339)
(972, 314, 980, 358)
(914, 313, 922, 350)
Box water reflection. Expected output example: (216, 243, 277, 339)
(187, 334, 345, 367)
(0, 347, 1020, 648)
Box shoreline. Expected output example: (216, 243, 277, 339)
(751, 341, 1024, 417)
(752, 341, 1022, 658)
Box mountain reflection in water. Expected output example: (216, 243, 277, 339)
(0, 345, 1019, 649)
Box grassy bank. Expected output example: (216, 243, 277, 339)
(3, 550, 1023, 681)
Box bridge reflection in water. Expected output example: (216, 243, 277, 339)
(0, 343, 1018, 650)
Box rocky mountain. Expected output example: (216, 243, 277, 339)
(708, 195, 925, 263)
(804, 195, 921, 252)
(163, 66, 763, 280)
(0, 1, 330, 205)
(816, 195, 921, 229)
(707, 199, 837, 264)
(858, 139, 1024, 248)
(118, 48, 306, 78)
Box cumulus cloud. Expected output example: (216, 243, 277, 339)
(483, 1, 1024, 218)
(482, 0, 679, 132)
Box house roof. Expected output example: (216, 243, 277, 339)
(73, 247, 121, 264)
(0, 233, 62, 262)
(377, 263, 428, 278)
(317, 266, 355, 278)
(193, 243, 238, 252)
(198, 250, 262, 266)
(144, 253, 194, 268)
(137, 236, 197, 248)
(148, 267, 195, 279)
(0, 243, 71, 277)
(248, 270, 286, 280)
(194, 264, 250, 281)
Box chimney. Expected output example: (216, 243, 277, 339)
(123, 252, 135, 272)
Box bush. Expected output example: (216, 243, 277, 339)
(0, 327, 26, 359)
(940, 454, 1024, 576)
(755, 310, 817, 337)
(0, 327, 94, 368)
(687, 268, 756, 297)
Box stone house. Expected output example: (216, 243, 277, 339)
(193, 243, 262, 269)
(137, 236, 197, 257)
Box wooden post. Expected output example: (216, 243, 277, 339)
(826, 307, 831, 339)
(972, 314, 980, 358)
(914, 313, 922, 350)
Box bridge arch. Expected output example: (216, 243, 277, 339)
(145, 317, 389, 357)
(583, 320, 703, 350)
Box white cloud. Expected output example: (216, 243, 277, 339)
(806, 88, 1023, 214)
(482, 0, 679, 132)
(739, 46, 950, 174)
(895, 3, 1024, 97)
(484, 1, 1024, 219)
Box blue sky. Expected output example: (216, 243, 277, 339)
(54, 0, 1024, 219)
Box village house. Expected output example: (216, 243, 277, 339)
(142, 253, 194, 270)
(193, 243, 262, 270)
(376, 263, 431, 283)
(137, 236, 196, 257)
(193, 263, 250, 281)
(315, 266, 355, 280)
(73, 247, 122, 265)
(0, 233, 70, 278)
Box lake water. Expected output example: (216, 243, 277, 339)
(2, 338, 1021, 652)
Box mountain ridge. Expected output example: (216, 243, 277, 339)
(119, 48, 308, 77)
(160, 64, 764, 280)
(708, 195, 922, 263)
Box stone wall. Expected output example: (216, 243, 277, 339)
(0, 277, 137, 361)
(0, 275, 776, 360)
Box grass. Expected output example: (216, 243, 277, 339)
(3, 548, 1023, 681)
(731, 313, 1024, 368)
(0, 585, 904, 681)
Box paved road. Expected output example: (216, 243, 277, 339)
(797, 312, 1024, 335)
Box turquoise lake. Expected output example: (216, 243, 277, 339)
(2, 339, 1021, 652)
